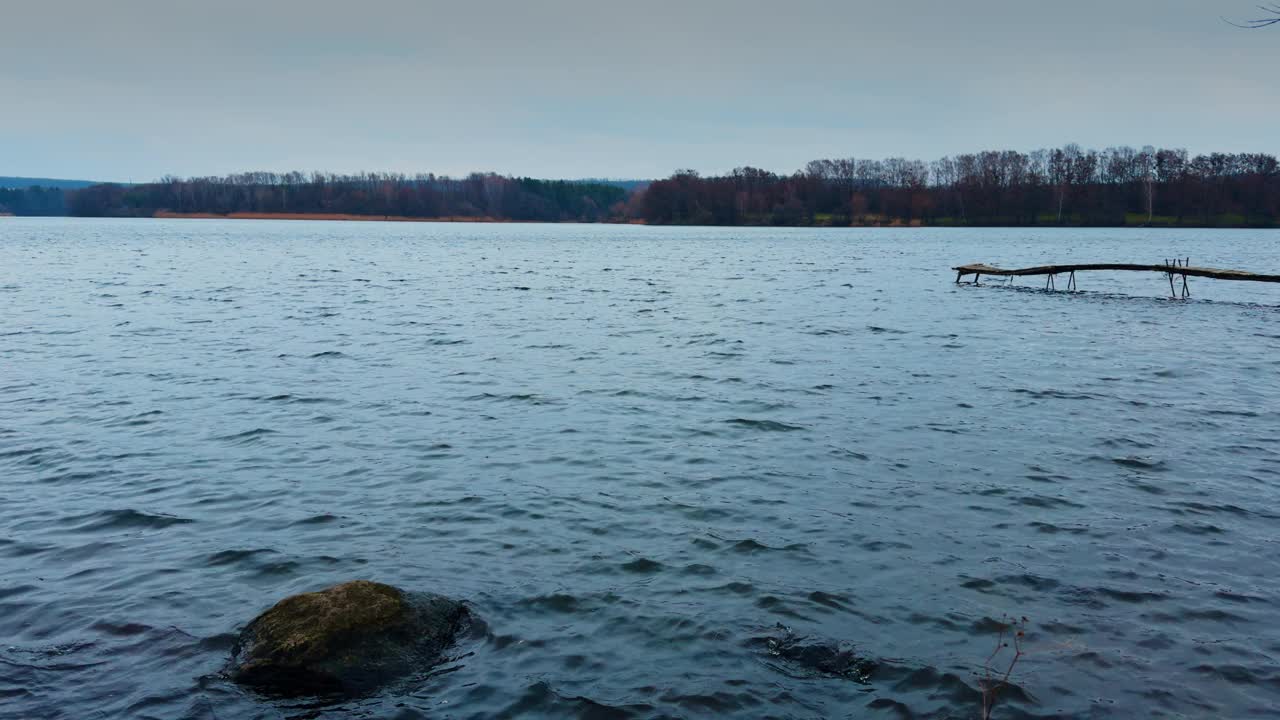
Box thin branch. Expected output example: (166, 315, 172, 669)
(1224, 5, 1280, 27)
(980, 616, 1029, 720)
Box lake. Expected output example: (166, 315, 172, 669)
(2, 218, 1279, 719)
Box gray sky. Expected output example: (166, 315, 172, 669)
(2, 0, 1277, 181)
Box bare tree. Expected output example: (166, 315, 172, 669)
(1226, 4, 1280, 27)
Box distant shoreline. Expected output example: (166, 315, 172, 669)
(139, 212, 926, 227)
(149, 211, 650, 225)
(6, 213, 1272, 229)
(155, 211, 510, 223)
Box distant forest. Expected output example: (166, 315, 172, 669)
(641, 146, 1279, 227)
(0, 186, 67, 216)
(64, 173, 631, 223)
(0, 176, 102, 191)
(1, 145, 1277, 227)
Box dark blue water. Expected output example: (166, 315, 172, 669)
(3, 218, 1279, 719)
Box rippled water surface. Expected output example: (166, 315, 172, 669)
(3, 218, 1280, 719)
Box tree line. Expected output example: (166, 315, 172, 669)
(65, 172, 629, 222)
(3, 145, 1277, 227)
(0, 186, 67, 216)
(640, 146, 1279, 227)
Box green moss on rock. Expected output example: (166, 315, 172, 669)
(230, 580, 467, 696)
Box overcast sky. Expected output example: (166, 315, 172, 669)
(2, 0, 1277, 181)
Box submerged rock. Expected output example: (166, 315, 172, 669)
(229, 580, 468, 696)
(752, 625, 877, 682)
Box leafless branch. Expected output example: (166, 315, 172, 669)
(980, 616, 1028, 720)
(1224, 4, 1280, 28)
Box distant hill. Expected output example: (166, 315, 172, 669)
(0, 176, 108, 190)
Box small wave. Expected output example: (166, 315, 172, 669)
(1015, 494, 1084, 509)
(1205, 408, 1260, 418)
(517, 593, 581, 614)
(1095, 587, 1168, 604)
(806, 591, 852, 611)
(1012, 388, 1099, 400)
(0, 641, 107, 673)
(0, 446, 51, 460)
(708, 581, 754, 596)
(861, 540, 912, 552)
(205, 548, 279, 567)
(620, 557, 664, 574)
(0, 583, 38, 600)
(1098, 437, 1156, 450)
(1190, 663, 1276, 686)
(1028, 521, 1089, 535)
(254, 394, 342, 405)
(829, 448, 870, 462)
(1111, 456, 1168, 471)
(725, 418, 805, 432)
(493, 681, 657, 718)
(727, 538, 809, 555)
(1171, 501, 1250, 517)
(214, 428, 279, 443)
(1169, 522, 1226, 536)
(66, 509, 193, 533)
(1213, 590, 1268, 604)
(465, 392, 556, 405)
(291, 513, 342, 526)
(105, 410, 164, 427)
(88, 620, 154, 637)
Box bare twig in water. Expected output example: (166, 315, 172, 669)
(980, 615, 1028, 720)
(1224, 4, 1280, 27)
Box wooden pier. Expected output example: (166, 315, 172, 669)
(954, 259, 1280, 298)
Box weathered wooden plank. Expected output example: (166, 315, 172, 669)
(953, 263, 1280, 283)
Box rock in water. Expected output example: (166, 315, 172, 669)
(229, 580, 468, 696)
(751, 625, 877, 683)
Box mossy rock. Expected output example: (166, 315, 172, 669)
(230, 580, 468, 696)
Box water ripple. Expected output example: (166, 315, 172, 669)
(1, 220, 1278, 719)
